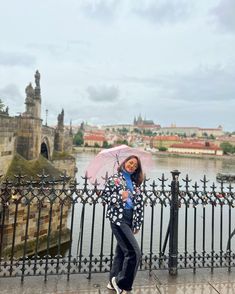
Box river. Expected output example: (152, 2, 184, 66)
(75, 151, 235, 186)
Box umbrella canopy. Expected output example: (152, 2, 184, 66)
(86, 144, 154, 184)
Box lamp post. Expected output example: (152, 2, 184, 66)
(45, 109, 48, 126)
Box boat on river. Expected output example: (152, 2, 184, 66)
(216, 173, 235, 182)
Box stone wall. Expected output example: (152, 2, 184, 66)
(52, 157, 76, 178)
(1, 194, 71, 258)
(63, 130, 73, 153)
(15, 116, 42, 160)
(0, 117, 16, 174)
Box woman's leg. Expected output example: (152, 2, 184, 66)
(109, 243, 124, 282)
(111, 221, 141, 291)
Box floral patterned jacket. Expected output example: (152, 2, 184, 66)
(101, 172, 144, 230)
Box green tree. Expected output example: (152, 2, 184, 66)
(133, 128, 141, 134)
(117, 127, 128, 135)
(158, 146, 168, 151)
(143, 129, 153, 136)
(116, 139, 128, 145)
(209, 134, 215, 140)
(102, 141, 109, 148)
(73, 130, 84, 146)
(220, 142, 235, 154)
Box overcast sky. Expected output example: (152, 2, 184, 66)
(0, 0, 235, 131)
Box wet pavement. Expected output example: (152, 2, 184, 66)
(0, 268, 235, 293)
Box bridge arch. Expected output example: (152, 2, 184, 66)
(40, 137, 51, 160)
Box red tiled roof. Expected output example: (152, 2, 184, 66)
(153, 135, 180, 141)
(84, 135, 105, 141)
(170, 142, 222, 150)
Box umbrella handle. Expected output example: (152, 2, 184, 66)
(115, 154, 120, 166)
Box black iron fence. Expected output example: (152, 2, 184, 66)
(0, 171, 235, 281)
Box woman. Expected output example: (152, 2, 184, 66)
(102, 155, 144, 294)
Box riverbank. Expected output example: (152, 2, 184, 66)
(156, 151, 235, 161)
(72, 146, 235, 161)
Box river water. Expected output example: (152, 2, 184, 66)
(75, 151, 235, 186)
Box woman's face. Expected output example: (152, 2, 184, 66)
(124, 157, 138, 173)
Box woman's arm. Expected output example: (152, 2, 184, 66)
(101, 175, 123, 204)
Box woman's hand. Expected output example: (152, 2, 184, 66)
(133, 228, 139, 234)
(122, 190, 129, 202)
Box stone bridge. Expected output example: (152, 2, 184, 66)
(0, 71, 73, 176)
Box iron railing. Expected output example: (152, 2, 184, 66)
(0, 171, 235, 281)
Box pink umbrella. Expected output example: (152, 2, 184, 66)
(86, 144, 154, 184)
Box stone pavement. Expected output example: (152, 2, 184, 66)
(0, 268, 235, 294)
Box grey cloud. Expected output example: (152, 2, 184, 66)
(210, 0, 235, 32)
(81, 0, 119, 22)
(133, 0, 193, 24)
(0, 84, 24, 115)
(0, 51, 36, 67)
(87, 85, 120, 102)
(166, 66, 235, 102)
(0, 84, 23, 102)
(121, 65, 235, 103)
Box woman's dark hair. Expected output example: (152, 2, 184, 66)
(117, 155, 144, 186)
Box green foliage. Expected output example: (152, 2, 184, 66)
(178, 132, 187, 138)
(102, 141, 112, 148)
(52, 151, 74, 160)
(158, 146, 168, 151)
(94, 143, 100, 147)
(133, 128, 142, 134)
(143, 129, 153, 136)
(209, 134, 215, 140)
(117, 127, 129, 135)
(116, 139, 128, 145)
(220, 142, 235, 154)
(73, 130, 84, 146)
(5, 154, 61, 180)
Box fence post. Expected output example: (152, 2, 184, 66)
(169, 169, 180, 276)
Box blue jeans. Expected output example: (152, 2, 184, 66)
(110, 209, 141, 291)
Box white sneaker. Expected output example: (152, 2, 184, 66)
(111, 277, 123, 294)
(107, 281, 114, 290)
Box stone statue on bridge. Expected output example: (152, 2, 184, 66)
(35, 70, 40, 87)
(57, 109, 64, 128)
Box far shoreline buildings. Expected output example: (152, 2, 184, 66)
(76, 114, 227, 156)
